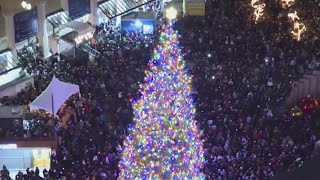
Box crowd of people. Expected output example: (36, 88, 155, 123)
(178, 0, 320, 179)
(1, 0, 320, 179)
(1, 20, 154, 179)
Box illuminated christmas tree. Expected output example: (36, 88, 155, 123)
(118, 22, 205, 179)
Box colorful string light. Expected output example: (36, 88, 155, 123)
(292, 22, 306, 41)
(282, 0, 306, 41)
(288, 12, 306, 41)
(118, 22, 205, 179)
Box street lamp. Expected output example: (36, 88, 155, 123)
(165, 7, 177, 20)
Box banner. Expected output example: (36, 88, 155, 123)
(14, 8, 38, 43)
(68, 0, 91, 20)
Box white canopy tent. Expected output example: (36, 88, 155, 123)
(30, 76, 80, 115)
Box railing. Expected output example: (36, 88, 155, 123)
(81, 44, 101, 57)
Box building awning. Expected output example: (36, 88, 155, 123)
(98, 0, 156, 19)
(47, 9, 72, 28)
(63, 21, 95, 35)
(0, 50, 20, 75)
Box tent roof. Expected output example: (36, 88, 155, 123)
(29, 76, 79, 115)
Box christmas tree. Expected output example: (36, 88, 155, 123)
(118, 21, 205, 179)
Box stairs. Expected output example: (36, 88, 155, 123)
(286, 71, 320, 106)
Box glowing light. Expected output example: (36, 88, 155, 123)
(251, 0, 259, 6)
(281, 0, 295, 8)
(166, 7, 178, 20)
(251, 0, 265, 23)
(291, 22, 306, 41)
(283, 2, 307, 41)
(290, 107, 303, 117)
(21, 1, 27, 8)
(0, 144, 17, 149)
(21, 1, 32, 10)
(75, 32, 93, 44)
(288, 11, 300, 21)
(26, 3, 32, 10)
(135, 20, 143, 27)
(118, 22, 205, 179)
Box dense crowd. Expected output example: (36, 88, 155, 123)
(1, 22, 154, 179)
(178, 0, 320, 179)
(1, 0, 320, 179)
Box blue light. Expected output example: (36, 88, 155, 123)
(135, 20, 143, 27)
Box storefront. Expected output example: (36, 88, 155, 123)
(46, 7, 94, 58)
(0, 140, 56, 179)
(120, 11, 156, 34)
